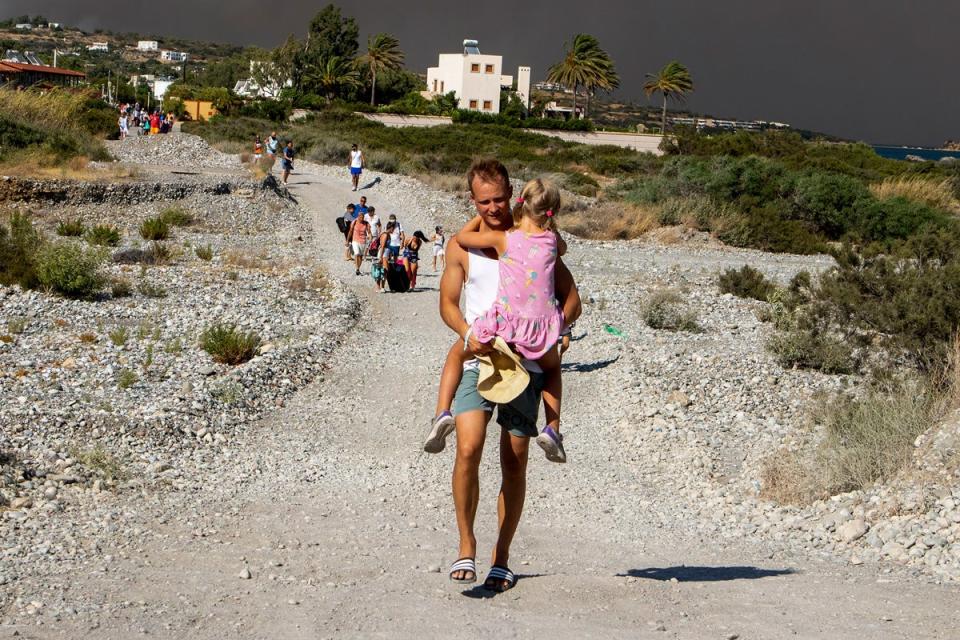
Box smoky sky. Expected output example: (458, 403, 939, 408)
(4, 0, 957, 146)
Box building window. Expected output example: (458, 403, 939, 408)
(432, 79, 437, 92)
(470, 63, 480, 73)
(485, 64, 494, 74)
(483, 100, 492, 110)
(440, 81, 444, 92)
(469, 99, 478, 109)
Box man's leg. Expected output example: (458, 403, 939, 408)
(491, 429, 529, 581)
(451, 409, 489, 580)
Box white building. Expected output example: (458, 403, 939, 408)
(14, 23, 33, 30)
(160, 50, 188, 63)
(87, 42, 109, 52)
(425, 39, 530, 113)
(153, 79, 175, 101)
(233, 61, 292, 98)
(137, 40, 159, 52)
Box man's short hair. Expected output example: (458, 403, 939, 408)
(347, 204, 355, 210)
(466, 158, 510, 195)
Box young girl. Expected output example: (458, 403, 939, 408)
(432, 226, 446, 271)
(424, 178, 569, 463)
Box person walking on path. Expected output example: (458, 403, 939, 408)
(266, 131, 279, 171)
(349, 143, 364, 191)
(347, 212, 371, 276)
(118, 112, 129, 140)
(438, 159, 581, 591)
(340, 203, 357, 261)
(364, 205, 381, 240)
(371, 223, 390, 293)
(281, 141, 295, 186)
(400, 230, 428, 291)
(432, 226, 446, 272)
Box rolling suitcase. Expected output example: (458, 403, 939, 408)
(385, 263, 410, 292)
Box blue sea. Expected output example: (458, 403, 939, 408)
(872, 145, 960, 162)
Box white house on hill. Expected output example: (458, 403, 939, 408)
(137, 40, 158, 51)
(425, 39, 530, 113)
(161, 50, 188, 63)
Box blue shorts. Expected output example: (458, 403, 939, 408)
(387, 245, 400, 258)
(350, 167, 362, 176)
(453, 368, 544, 438)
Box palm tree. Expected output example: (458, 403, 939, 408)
(309, 56, 361, 104)
(643, 61, 694, 134)
(547, 34, 618, 118)
(358, 33, 404, 106)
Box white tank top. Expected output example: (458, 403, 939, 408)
(464, 249, 541, 373)
(350, 150, 363, 168)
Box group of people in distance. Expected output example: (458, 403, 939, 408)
(251, 131, 296, 185)
(117, 102, 175, 139)
(336, 194, 445, 294)
(419, 158, 579, 592)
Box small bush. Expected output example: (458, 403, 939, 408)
(717, 265, 776, 301)
(6, 317, 27, 334)
(642, 291, 701, 332)
(200, 322, 261, 365)
(34, 242, 106, 299)
(78, 332, 97, 343)
(139, 217, 170, 241)
(110, 278, 132, 298)
(159, 206, 193, 227)
(766, 327, 856, 374)
(85, 224, 121, 247)
(56, 219, 86, 237)
(195, 244, 213, 261)
(148, 241, 173, 265)
(0, 211, 42, 289)
(108, 326, 128, 346)
(117, 368, 138, 389)
(71, 446, 125, 483)
(137, 279, 168, 299)
(561, 201, 658, 240)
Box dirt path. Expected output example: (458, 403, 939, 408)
(9, 163, 959, 640)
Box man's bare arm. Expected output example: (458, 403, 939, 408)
(555, 257, 581, 326)
(439, 237, 491, 354)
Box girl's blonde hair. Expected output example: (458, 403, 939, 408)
(512, 178, 561, 231)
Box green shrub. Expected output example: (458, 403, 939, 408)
(365, 149, 399, 173)
(718, 207, 827, 255)
(766, 327, 856, 374)
(116, 368, 138, 389)
(195, 244, 213, 261)
(139, 217, 170, 241)
(137, 279, 168, 298)
(717, 265, 776, 301)
(642, 291, 701, 332)
(108, 326, 128, 346)
(159, 206, 193, 227)
(110, 278, 132, 298)
(788, 172, 869, 239)
(148, 241, 173, 265)
(0, 211, 42, 289)
(85, 224, 121, 247)
(34, 242, 106, 299)
(56, 218, 86, 237)
(200, 322, 261, 365)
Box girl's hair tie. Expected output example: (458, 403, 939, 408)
(546, 210, 554, 217)
(516, 197, 524, 203)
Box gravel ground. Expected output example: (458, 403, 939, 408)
(0, 133, 958, 638)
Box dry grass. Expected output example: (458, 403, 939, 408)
(0, 89, 88, 132)
(414, 172, 468, 195)
(561, 201, 659, 240)
(286, 266, 332, 296)
(869, 176, 960, 211)
(762, 378, 944, 504)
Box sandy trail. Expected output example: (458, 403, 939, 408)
(11, 162, 959, 640)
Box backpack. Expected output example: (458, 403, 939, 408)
(336, 216, 350, 234)
(368, 234, 382, 256)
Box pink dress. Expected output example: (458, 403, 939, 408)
(472, 229, 564, 360)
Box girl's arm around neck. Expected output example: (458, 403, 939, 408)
(456, 229, 507, 255)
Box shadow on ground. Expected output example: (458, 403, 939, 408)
(460, 573, 547, 599)
(620, 565, 796, 582)
(562, 356, 619, 373)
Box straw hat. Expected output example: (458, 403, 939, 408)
(476, 337, 530, 404)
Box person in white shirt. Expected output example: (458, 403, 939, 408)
(364, 205, 381, 239)
(348, 143, 364, 191)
